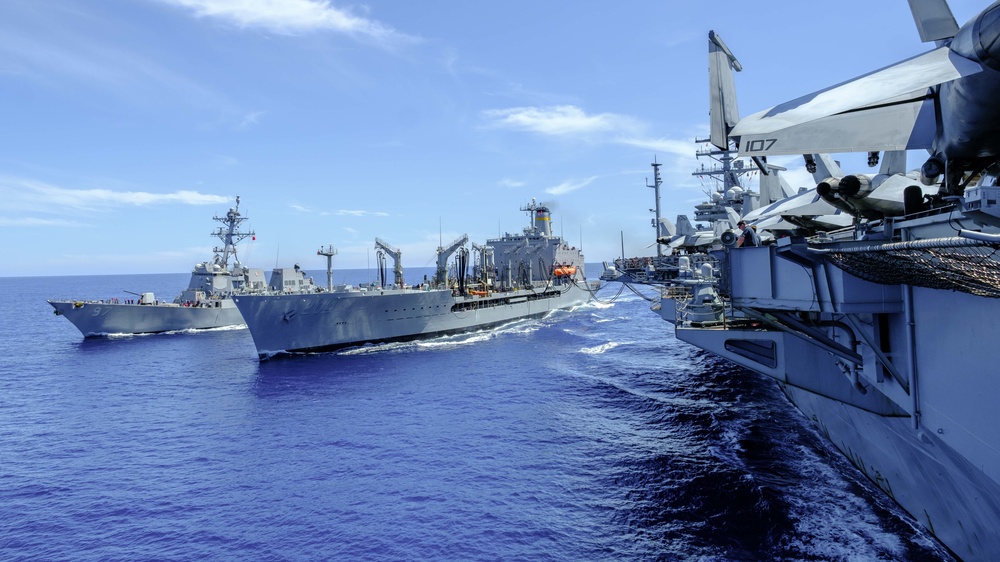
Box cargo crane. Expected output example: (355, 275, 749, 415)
(374, 238, 403, 288)
(434, 234, 468, 287)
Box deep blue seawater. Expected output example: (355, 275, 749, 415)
(1, 266, 956, 561)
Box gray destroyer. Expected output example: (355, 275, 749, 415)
(49, 197, 279, 336)
(234, 200, 598, 358)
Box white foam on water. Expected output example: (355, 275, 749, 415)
(578, 341, 625, 355)
(336, 319, 542, 355)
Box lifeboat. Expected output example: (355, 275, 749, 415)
(553, 266, 577, 277)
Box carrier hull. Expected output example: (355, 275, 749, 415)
(671, 221, 1000, 560)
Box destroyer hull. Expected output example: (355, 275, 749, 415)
(48, 299, 244, 336)
(234, 284, 591, 357)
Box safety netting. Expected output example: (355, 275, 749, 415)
(820, 237, 1000, 298)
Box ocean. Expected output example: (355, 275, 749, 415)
(1, 267, 956, 561)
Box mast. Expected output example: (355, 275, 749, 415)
(317, 244, 338, 290)
(211, 195, 255, 270)
(647, 157, 663, 258)
(691, 139, 758, 217)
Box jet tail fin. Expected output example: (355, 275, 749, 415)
(880, 150, 908, 175)
(811, 154, 844, 182)
(759, 164, 796, 207)
(725, 208, 741, 229)
(658, 217, 676, 238)
(675, 215, 696, 236)
(708, 31, 741, 150)
(908, 0, 958, 43)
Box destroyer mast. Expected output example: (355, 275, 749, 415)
(211, 196, 255, 270)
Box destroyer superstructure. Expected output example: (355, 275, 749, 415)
(233, 200, 598, 358)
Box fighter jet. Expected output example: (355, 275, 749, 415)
(810, 150, 942, 218)
(725, 0, 1000, 200)
(740, 153, 853, 232)
(709, 32, 852, 229)
(656, 212, 739, 251)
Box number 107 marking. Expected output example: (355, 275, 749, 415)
(746, 138, 777, 152)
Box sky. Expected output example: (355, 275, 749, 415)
(0, 0, 986, 277)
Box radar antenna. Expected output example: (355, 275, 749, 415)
(211, 195, 255, 270)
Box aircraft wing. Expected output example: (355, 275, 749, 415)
(732, 46, 982, 156)
(709, 31, 741, 150)
(742, 188, 841, 223)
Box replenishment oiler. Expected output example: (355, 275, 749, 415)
(234, 200, 598, 359)
(48, 197, 312, 337)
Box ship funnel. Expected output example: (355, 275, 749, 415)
(534, 206, 552, 236)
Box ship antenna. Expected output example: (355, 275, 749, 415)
(211, 194, 254, 270)
(647, 156, 663, 258)
(317, 244, 338, 290)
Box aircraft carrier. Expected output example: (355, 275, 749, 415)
(48, 197, 315, 336)
(608, 4, 1000, 558)
(234, 200, 599, 358)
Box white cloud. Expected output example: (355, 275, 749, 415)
(498, 178, 524, 188)
(288, 204, 388, 217)
(159, 0, 419, 47)
(545, 176, 598, 196)
(616, 136, 694, 157)
(238, 110, 265, 130)
(0, 176, 228, 211)
(481, 105, 642, 137)
(335, 209, 389, 217)
(481, 105, 707, 161)
(0, 216, 89, 227)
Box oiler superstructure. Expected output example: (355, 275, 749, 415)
(233, 200, 599, 358)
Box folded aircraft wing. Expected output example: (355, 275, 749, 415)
(731, 46, 982, 157)
(742, 189, 833, 222)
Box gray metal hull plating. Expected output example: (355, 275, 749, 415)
(234, 284, 591, 357)
(673, 237, 1000, 561)
(782, 384, 1000, 560)
(48, 299, 244, 336)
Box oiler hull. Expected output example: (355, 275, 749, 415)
(49, 299, 244, 336)
(233, 284, 592, 358)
